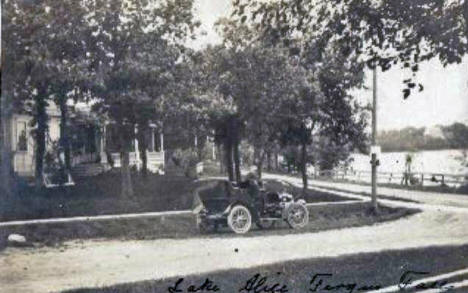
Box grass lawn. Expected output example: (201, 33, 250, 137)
(65, 244, 468, 293)
(1, 171, 356, 222)
(1, 171, 416, 251)
(0, 202, 418, 250)
(1, 172, 199, 221)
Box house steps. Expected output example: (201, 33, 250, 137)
(71, 163, 108, 177)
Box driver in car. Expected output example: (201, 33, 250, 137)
(244, 172, 263, 209)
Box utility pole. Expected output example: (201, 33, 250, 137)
(371, 67, 379, 214)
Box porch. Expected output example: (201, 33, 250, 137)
(100, 124, 165, 174)
(10, 113, 166, 177)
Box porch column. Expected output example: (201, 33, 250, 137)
(94, 125, 100, 158)
(160, 132, 164, 151)
(101, 125, 106, 153)
(150, 128, 155, 152)
(100, 124, 107, 164)
(211, 136, 216, 160)
(134, 125, 140, 169)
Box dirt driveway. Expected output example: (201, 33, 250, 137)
(1, 179, 468, 293)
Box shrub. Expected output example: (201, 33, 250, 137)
(172, 148, 199, 178)
(44, 141, 69, 185)
(201, 160, 222, 176)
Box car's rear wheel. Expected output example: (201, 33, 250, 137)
(227, 205, 252, 234)
(286, 203, 309, 229)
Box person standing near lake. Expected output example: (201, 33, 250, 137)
(402, 153, 414, 186)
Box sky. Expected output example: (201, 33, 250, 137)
(191, 0, 468, 131)
(358, 58, 468, 130)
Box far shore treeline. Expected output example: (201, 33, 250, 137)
(378, 122, 468, 152)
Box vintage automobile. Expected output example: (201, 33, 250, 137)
(192, 179, 309, 234)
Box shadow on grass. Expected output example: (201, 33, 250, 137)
(1, 173, 357, 222)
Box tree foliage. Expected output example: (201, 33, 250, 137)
(2, 0, 91, 187)
(232, 0, 468, 98)
(200, 17, 368, 190)
(2, 0, 200, 195)
(84, 0, 199, 196)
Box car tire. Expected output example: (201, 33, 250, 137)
(286, 203, 309, 229)
(227, 205, 252, 234)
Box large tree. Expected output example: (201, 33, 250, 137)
(199, 45, 290, 182)
(86, 0, 199, 197)
(281, 46, 368, 193)
(190, 46, 241, 182)
(214, 16, 368, 193)
(162, 51, 215, 162)
(0, 55, 14, 199)
(202, 19, 314, 182)
(2, 0, 90, 188)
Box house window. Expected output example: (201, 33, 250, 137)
(16, 121, 28, 151)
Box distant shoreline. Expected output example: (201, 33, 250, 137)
(376, 123, 468, 153)
(358, 148, 467, 154)
(349, 149, 467, 175)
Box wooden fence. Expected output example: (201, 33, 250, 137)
(312, 169, 468, 188)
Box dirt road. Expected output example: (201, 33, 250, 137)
(266, 174, 468, 209)
(1, 177, 467, 293)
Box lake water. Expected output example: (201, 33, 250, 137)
(349, 149, 468, 175)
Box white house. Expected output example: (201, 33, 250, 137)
(7, 104, 165, 178)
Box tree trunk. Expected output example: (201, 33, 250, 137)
(196, 144, 202, 162)
(464, 0, 468, 84)
(120, 150, 134, 197)
(266, 151, 272, 170)
(119, 130, 134, 197)
(274, 151, 279, 171)
(224, 141, 234, 181)
(233, 138, 241, 183)
(464, 0, 468, 49)
(196, 135, 204, 162)
(300, 141, 308, 195)
(217, 143, 224, 174)
(138, 129, 148, 178)
(34, 91, 48, 190)
(257, 160, 263, 179)
(59, 97, 71, 171)
(255, 147, 265, 179)
(0, 90, 14, 200)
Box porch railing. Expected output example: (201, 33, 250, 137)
(109, 151, 164, 173)
(71, 153, 98, 166)
(147, 151, 165, 173)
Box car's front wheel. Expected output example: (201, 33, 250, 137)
(286, 203, 309, 229)
(227, 205, 252, 234)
